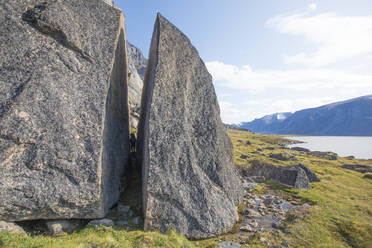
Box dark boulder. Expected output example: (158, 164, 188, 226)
(345, 156, 355, 160)
(245, 161, 311, 189)
(238, 167, 266, 183)
(137, 13, 243, 239)
(240, 154, 250, 159)
(342, 164, 372, 173)
(295, 164, 320, 182)
(270, 153, 296, 161)
(309, 151, 338, 160)
(363, 173, 372, 179)
(290, 147, 310, 153)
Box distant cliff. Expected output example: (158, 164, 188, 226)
(127, 42, 147, 80)
(240, 112, 292, 134)
(240, 95, 372, 136)
(127, 42, 147, 128)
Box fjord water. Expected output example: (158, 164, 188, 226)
(286, 136, 372, 159)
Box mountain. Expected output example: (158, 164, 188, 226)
(240, 112, 292, 133)
(240, 95, 372, 136)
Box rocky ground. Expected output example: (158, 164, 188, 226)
(214, 180, 313, 248)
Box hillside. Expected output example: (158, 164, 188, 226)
(240, 95, 372, 136)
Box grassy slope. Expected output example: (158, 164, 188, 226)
(1, 130, 371, 248)
(228, 130, 372, 248)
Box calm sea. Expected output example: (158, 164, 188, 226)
(286, 136, 372, 160)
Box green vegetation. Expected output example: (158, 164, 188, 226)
(228, 130, 372, 248)
(1, 130, 371, 247)
(0, 228, 196, 248)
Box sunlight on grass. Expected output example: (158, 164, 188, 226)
(1, 130, 371, 247)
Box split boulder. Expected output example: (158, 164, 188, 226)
(137, 13, 243, 239)
(0, 0, 129, 221)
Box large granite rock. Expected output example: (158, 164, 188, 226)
(0, 0, 129, 221)
(137, 13, 243, 239)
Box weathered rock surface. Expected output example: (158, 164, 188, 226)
(0, 0, 129, 221)
(245, 161, 311, 189)
(0, 221, 26, 234)
(137, 13, 243, 239)
(127, 42, 146, 128)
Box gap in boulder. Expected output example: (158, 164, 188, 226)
(103, 138, 143, 229)
(119, 150, 143, 225)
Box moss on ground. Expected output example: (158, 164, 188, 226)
(1, 130, 371, 247)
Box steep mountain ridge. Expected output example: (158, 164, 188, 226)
(240, 95, 372, 136)
(241, 112, 292, 133)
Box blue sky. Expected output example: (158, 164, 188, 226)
(116, 0, 372, 123)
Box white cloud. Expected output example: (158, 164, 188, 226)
(207, 61, 372, 123)
(308, 3, 317, 11)
(208, 11, 372, 123)
(218, 101, 252, 124)
(206, 61, 372, 91)
(219, 97, 342, 124)
(266, 13, 372, 66)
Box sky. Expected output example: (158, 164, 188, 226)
(116, 0, 372, 124)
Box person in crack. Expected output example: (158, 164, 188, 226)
(130, 133, 136, 152)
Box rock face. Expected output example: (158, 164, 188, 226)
(137, 13, 243, 239)
(0, 0, 129, 221)
(127, 42, 146, 128)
